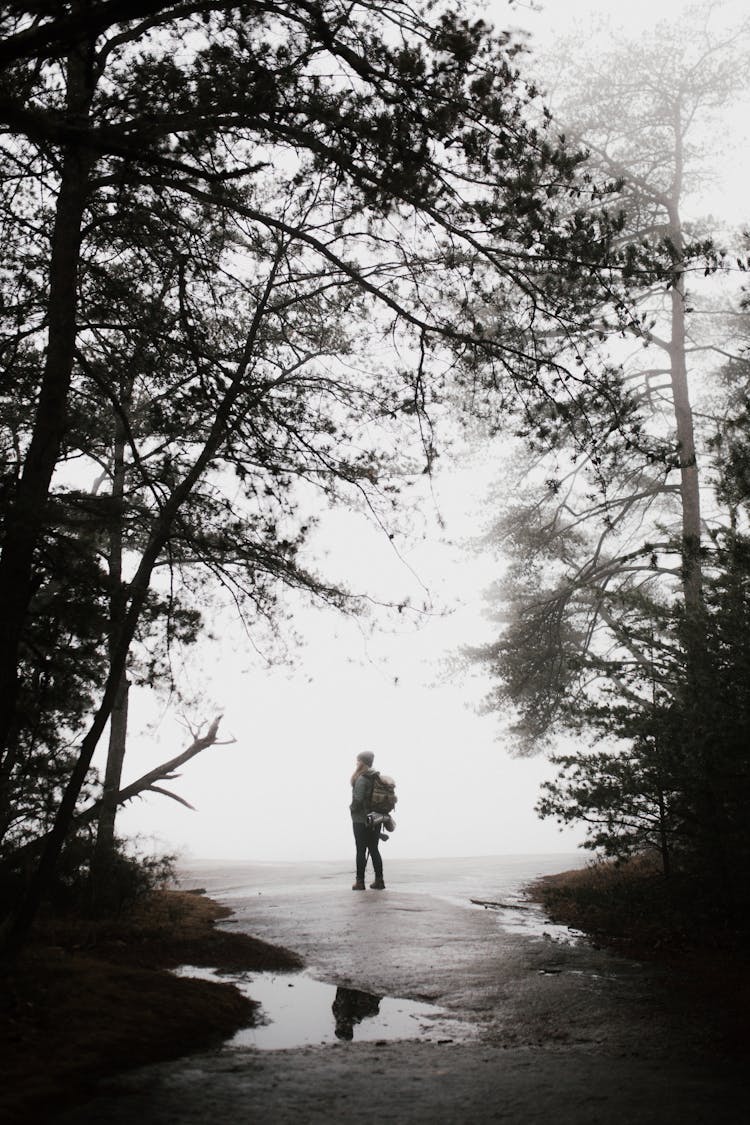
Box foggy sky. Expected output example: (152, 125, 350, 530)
(111, 0, 749, 866)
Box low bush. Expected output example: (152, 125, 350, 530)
(531, 852, 746, 954)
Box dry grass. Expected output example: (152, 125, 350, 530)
(529, 853, 745, 953)
(529, 856, 750, 1057)
(0, 889, 303, 1124)
(529, 854, 676, 950)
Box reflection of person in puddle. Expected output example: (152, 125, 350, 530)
(349, 750, 385, 891)
(332, 986, 382, 1040)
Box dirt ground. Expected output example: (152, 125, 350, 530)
(52, 877, 748, 1124)
(0, 891, 301, 1124)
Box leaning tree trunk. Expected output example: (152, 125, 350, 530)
(88, 672, 130, 911)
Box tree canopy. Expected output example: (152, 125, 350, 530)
(0, 0, 631, 946)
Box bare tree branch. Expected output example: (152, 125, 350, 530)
(76, 713, 233, 825)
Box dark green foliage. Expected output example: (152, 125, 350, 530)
(0, 491, 110, 850)
(526, 306, 750, 917)
(537, 532, 750, 924)
(534, 855, 744, 952)
(0, 823, 175, 918)
(46, 835, 176, 917)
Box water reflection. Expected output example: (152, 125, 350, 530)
(175, 966, 475, 1049)
(332, 986, 382, 1040)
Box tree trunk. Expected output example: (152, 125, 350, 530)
(89, 672, 130, 908)
(0, 31, 95, 799)
(656, 784, 671, 878)
(666, 108, 703, 617)
(669, 271, 703, 613)
(90, 386, 130, 907)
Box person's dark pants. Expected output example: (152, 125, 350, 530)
(353, 821, 383, 882)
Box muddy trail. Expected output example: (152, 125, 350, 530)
(54, 857, 746, 1124)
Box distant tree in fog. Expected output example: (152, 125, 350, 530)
(471, 3, 750, 897)
(474, 1, 750, 747)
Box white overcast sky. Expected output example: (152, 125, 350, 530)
(109, 0, 750, 866)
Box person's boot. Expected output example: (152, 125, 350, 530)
(352, 879, 366, 890)
(369, 878, 385, 889)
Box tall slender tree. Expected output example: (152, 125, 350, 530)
(472, 3, 750, 748)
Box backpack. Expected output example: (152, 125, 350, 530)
(368, 771, 397, 814)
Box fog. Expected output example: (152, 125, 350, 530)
(110, 0, 749, 867)
(114, 449, 583, 863)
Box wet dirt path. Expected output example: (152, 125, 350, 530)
(55, 867, 747, 1124)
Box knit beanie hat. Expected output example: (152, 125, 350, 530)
(357, 750, 375, 767)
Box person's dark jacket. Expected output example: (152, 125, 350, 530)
(350, 768, 376, 824)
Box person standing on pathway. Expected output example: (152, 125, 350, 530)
(350, 750, 385, 891)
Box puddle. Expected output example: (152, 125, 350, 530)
(469, 896, 585, 945)
(175, 968, 474, 1050)
(497, 908, 585, 944)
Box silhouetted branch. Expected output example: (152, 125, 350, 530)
(76, 713, 232, 825)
